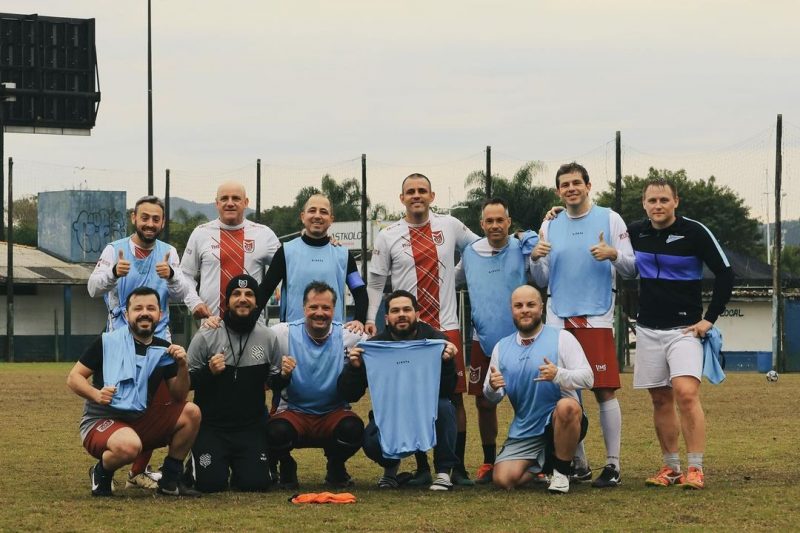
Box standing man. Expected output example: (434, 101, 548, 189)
(259, 193, 368, 328)
(181, 181, 281, 318)
(629, 177, 733, 490)
(87, 194, 194, 489)
(366, 173, 480, 485)
(456, 197, 538, 484)
(187, 275, 282, 492)
(66, 287, 201, 497)
(484, 285, 593, 493)
(265, 281, 367, 488)
(530, 162, 636, 488)
(340, 290, 459, 491)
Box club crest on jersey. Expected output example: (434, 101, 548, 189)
(431, 230, 445, 246)
(468, 366, 481, 384)
(251, 345, 265, 361)
(243, 239, 255, 253)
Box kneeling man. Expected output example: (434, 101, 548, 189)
(67, 287, 201, 497)
(485, 285, 593, 493)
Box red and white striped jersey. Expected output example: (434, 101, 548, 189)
(370, 212, 478, 331)
(180, 219, 280, 316)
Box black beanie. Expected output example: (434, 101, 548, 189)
(225, 274, 263, 309)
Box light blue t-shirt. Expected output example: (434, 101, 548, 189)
(360, 339, 445, 459)
(285, 320, 347, 415)
(282, 238, 349, 322)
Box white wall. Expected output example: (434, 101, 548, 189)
(708, 299, 772, 352)
(0, 285, 106, 335)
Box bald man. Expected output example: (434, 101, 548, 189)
(484, 285, 593, 493)
(181, 181, 281, 319)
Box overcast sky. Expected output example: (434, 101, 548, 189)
(2, 1, 799, 218)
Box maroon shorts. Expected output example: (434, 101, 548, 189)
(566, 327, 620, 390)
(82, 400, 186, 460)
(467, 340, 491, 397)
(444, 329, 466, 394)
(270, 408, 361, 448)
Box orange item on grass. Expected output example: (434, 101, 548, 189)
(290, 492, 356, 504)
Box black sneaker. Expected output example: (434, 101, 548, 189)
(451, 467, 475, 487)
(325, 462, 355, 488)
(89, 464, 113, 497)
(279, 455, 299, 490)
(591, 464, 621, 488)
(405, 469, 433, 487)
(157, 477, 202, 497)
(570, 464, 593, 482)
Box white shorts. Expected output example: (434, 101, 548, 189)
(633, 325, 703, 389)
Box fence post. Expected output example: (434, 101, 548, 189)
(485, 146, 492, 198)
(772, 115, 784, 372)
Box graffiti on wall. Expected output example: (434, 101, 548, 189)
(72, 209, 126, 254)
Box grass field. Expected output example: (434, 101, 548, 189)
(0, 363, 798, 532)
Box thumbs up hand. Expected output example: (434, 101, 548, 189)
(535, 357, 558, 382)
(155, 251, 173, 279)
(531, 229, 551, 259)
(489, 365, 506, 391)
(114, 249, 131, 277)
(590, 231, 617, 262)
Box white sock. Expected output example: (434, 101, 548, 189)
(599, 398, 622, 470)
(573, 441, 588, 469)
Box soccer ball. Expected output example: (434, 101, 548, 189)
(766, 370, 779, 382)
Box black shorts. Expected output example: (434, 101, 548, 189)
(190, 422, 269, 492)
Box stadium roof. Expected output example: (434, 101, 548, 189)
(0, 242, 94, 285)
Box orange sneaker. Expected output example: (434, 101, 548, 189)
(475, 463, 494, 484)
(682, 466, 705, 490)
(645, 466, 684, 487)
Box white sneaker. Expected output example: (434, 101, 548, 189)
(547, 469, 570, 494)
(429, 473, 453, 491)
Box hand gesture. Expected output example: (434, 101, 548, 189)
(114, 249, 130, 277)
(155, 252, 172, 279)
(543, 205, 565, 221)
(281, 355, 297, 378)
(202, 315, 223, 329)
(364, 322, 377, 337)
(589, 232, 617, 262)
(442, 341, 457, 361)
(344, 320, 365, 334)
(489, 365, 505, 391)
(532, 229, 551, 259)
(209, 351, 226, 375)
(96, 385, 116, 405)
(683, 319, 713, 338)
(192, 303, 212, 319)
(535, 357, 558, 382)
(347, 346, 364, 368)
(167, 344, 188, 367)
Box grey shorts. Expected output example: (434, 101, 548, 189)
(633, 325, 703, 389)
(495, 436, 547, 466)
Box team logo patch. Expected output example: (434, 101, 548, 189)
(199, 453, 212, 468)
(251, 345, 265, 361)
(243, 239, 255, 253)
(431, 230, 445, 246)
(595, 364, 607, 372)
(468, 365, 481, 384)
(666, 234, 685, 244)
(95, 419, 114, 433)
(238, 279, 248, 288)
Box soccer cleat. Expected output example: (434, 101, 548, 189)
(156, 477, 202, 497)
(591, 464, 621, 488)
(570, 464, 593, 482)
(126, 470, 159, 490)
(474, 463, 494, 485)
(451, 467, 475, 487)
(89, 464, 113, 497)
(405, 469, 433, 487)
(377, 475, 400, 489)
(645, 466, 685, 487)
(429, 473, 454, 491)
(547, 469, 570, 494)
(682, 466, 705, 490)
(324, 462, 355, 488)
(279, 455, 299, 490)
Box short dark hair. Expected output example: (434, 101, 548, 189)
(555, 162, 590, 187)
(481, 197, 509, 217)
(401, 173, 432, 193)
(126, 286, 161, 309)
(385, 290, 418, 311)
(303, 280, 337, 306)
(642, 177, 678, 199)
(134, 195, 166, 216)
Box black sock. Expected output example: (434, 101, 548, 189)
(455, 432, 467, 470)
(95, 460, 113, 480)
(414, 451, 430, 471)
(553, 455, 573, 476)
(482, 444, 496, 465)
(161, 456, 184, 483)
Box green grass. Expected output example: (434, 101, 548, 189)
(1, 363, 798, 532)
